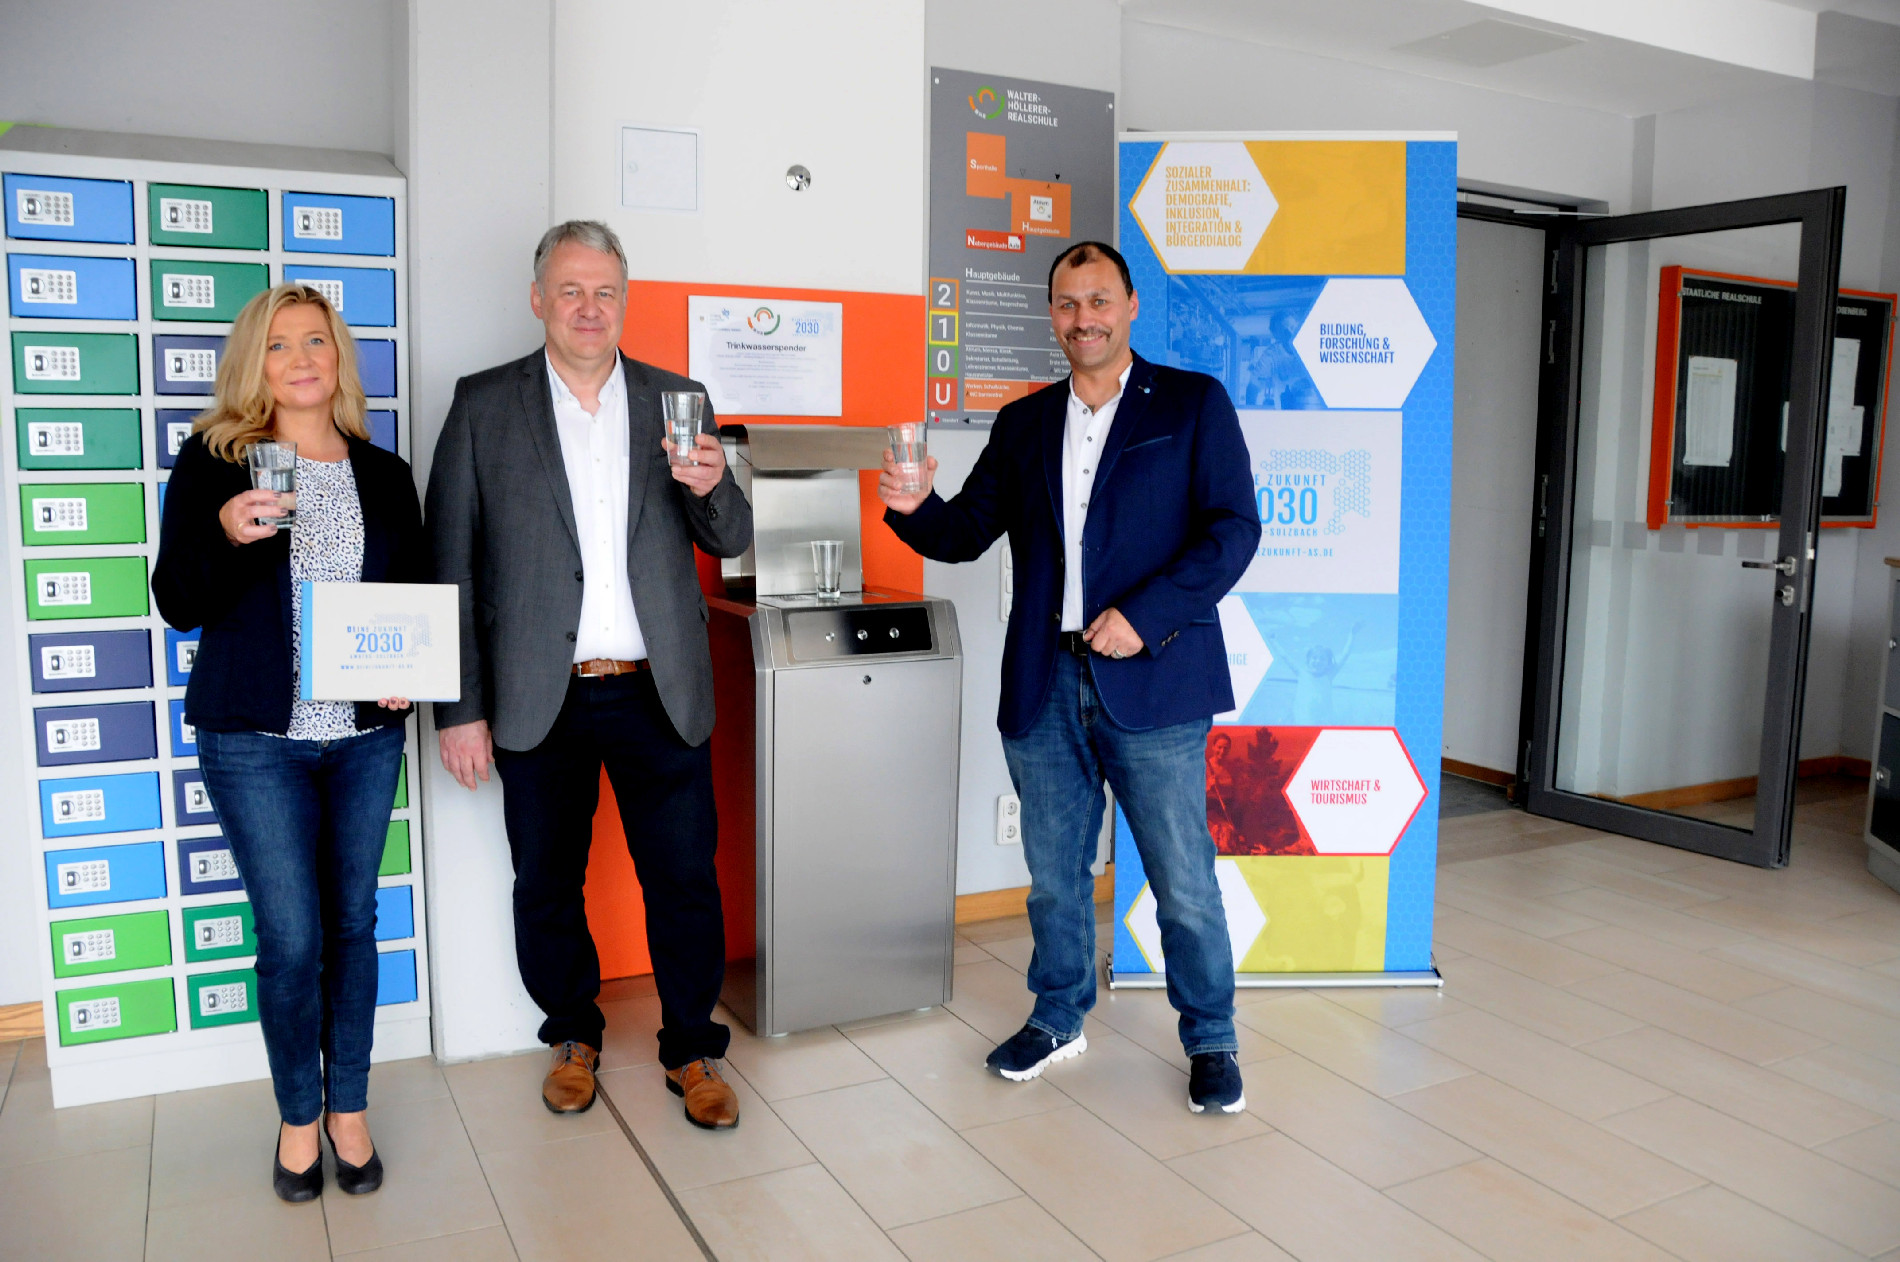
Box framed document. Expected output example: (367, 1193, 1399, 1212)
(299, 582, 461, 701)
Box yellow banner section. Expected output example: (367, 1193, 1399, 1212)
(1242, 142, 1406, 276)
(1236, 856, 1388, 972)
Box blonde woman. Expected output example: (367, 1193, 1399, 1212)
(153, 285, 423, 1202)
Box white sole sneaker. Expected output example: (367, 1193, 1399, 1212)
(1187, 1093, 1246, 1114)
(995, 1033, 1088, 1081)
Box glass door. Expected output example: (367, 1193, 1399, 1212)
(1521, 190, 1846, 866)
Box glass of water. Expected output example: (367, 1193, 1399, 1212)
(663, 391, 706, 466)
(247, 441, 297, 528)
(888, 421, 928, 494)
(811, 539, 844, 599)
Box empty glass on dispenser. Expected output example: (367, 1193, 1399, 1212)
(811, 539, 844, 599)
(247, 441, 298, 528)
(888, 421, 928, 494)
(663, 391, 706, 465)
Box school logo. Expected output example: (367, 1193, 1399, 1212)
(746, 305, 780, 334)
(969, 86, 1003, 119)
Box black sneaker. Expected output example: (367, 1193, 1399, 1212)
(1188, 1052, 1246, 1114)
(985, 1024, 1087, 1081)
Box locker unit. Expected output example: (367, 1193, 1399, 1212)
(11, 331, 139, 395)
(7, 253, 138, 321)
(16, 408, 143, 471)
(35, 700, 158, 766)
(19, 482, 146, 546)
(4, 174, 135, 245)
(29, 629, 152, 694)
(49, 909, 171, 978)
(149, 259, 269, 323)
(4, 126, 425, 1107)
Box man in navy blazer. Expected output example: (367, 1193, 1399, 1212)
(881, 241, 1261, 1114)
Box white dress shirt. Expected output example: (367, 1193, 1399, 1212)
(548, 354, 648, 662)
(1060, 362, 1133, 631)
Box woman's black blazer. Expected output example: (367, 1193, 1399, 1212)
(152, 433, 427, 735)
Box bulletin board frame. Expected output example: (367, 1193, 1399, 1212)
(1646, 265, 1894, 530)
(1, 126, 429, 1106)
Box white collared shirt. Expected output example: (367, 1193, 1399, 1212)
(548, 353, 647, 662)
(1060, 362, 1133, 631)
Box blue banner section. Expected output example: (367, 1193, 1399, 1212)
(1113, 136, 1455, 977)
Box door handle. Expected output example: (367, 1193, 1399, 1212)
(1740, 556, 1797, 575)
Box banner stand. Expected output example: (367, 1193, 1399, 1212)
(1111, 969, 1442, 991)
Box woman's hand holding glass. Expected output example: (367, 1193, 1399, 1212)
(219, 488, 289, 545)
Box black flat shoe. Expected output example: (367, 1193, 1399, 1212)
(325, 1128, 384, 1195)
(272, 1150, 323, 1203)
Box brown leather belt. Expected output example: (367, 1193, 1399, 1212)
(572, 658, 649, 678)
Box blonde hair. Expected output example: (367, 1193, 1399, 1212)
(192, 284, 369, 462)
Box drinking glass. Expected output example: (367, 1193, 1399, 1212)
(247, 441, 297, 528)
(888, 421, 928, 494)
(811, 539, 844, 599)
(663, 391, 706, 466)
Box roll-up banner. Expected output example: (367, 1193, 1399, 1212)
(1112, 132, 1456, 987)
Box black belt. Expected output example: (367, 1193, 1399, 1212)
(1060, 631, 1092, 657)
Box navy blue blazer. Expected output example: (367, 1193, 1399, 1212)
(887, 353, 1261, 736)
(152, 433, 428, 735)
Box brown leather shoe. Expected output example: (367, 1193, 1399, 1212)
(541, 1041, 599, 1114)
(665, 1058, 740, 1129)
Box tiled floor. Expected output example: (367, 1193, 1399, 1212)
(4, 782, 1899, 1260)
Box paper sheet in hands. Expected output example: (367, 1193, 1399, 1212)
(299, 582, 461, 701)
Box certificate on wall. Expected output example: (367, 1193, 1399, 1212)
(688, 295, 843, 416)
(299, 582, 461, 701)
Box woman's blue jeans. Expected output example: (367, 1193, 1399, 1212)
(1001, 650, 1238, 1056)
(196, 723, 405, 1124)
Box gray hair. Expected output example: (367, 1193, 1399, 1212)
(532, 220, 628, 284)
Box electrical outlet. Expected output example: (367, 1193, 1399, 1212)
(996, 792, 1021, 845)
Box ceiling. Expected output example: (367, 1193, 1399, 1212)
(1119, 0, 1900, 117)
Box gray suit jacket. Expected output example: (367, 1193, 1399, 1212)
(426, 350, 752, 750)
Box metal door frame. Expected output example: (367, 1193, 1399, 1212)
(1513, 188, 1847, 867)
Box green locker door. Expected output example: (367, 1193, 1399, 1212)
(20, 483, 146, 545)
(23, 556, 149, 620)
(150, 259, 270, 322)
(11, 332, 139, 395)
(380, 819, 411, 876)
(187, 968, 260, 1028)
(182, 902, 257, 963)
(15, 409, 144, 471)
(49, 910, 171, 978)
(56, 977, 176, 1045)
(148, 184, 269, 250)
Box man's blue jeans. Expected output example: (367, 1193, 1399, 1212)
(197, 723, 405, 1124)
(1001, 649, 1238, 1056)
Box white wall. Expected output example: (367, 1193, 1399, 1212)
(1120, 20, 1634, 210)
(551, 0, 925, 294)
(0, 0, 400, 156)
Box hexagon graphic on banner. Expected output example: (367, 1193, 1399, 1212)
(1292, 278, 1438, 409)
(1129, 142, 1278, 273)
(1282, 727, 1426, 856)
(1215, 595, 1272, 722)
(1122, 858, 1268, 970)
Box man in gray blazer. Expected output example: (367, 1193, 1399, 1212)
(427, 221, 752, 1128)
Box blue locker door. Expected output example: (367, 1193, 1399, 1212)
(35, 701, 158, 766)
(177, 835, 244, 895)
(39, 771, 163, 838)
(357, 340, 396, 397)
(172, 769, 216, 827)
(373, 885, 415, 941)
(44, 841, 167, 908)
(367, 410, 396, 453)
(163, 628, 199, 685)
(4, 174, 136, 244)
(282, 193, 395, 256)
(155, 410, 197, 469)
(29, 630, 153, 693)
(8, 254, 138, 320)
(281, 265, 396, 326)
(376, 949, 418, 1005)
(152, 335, 224, 396)
(168, 700, 197, 758)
